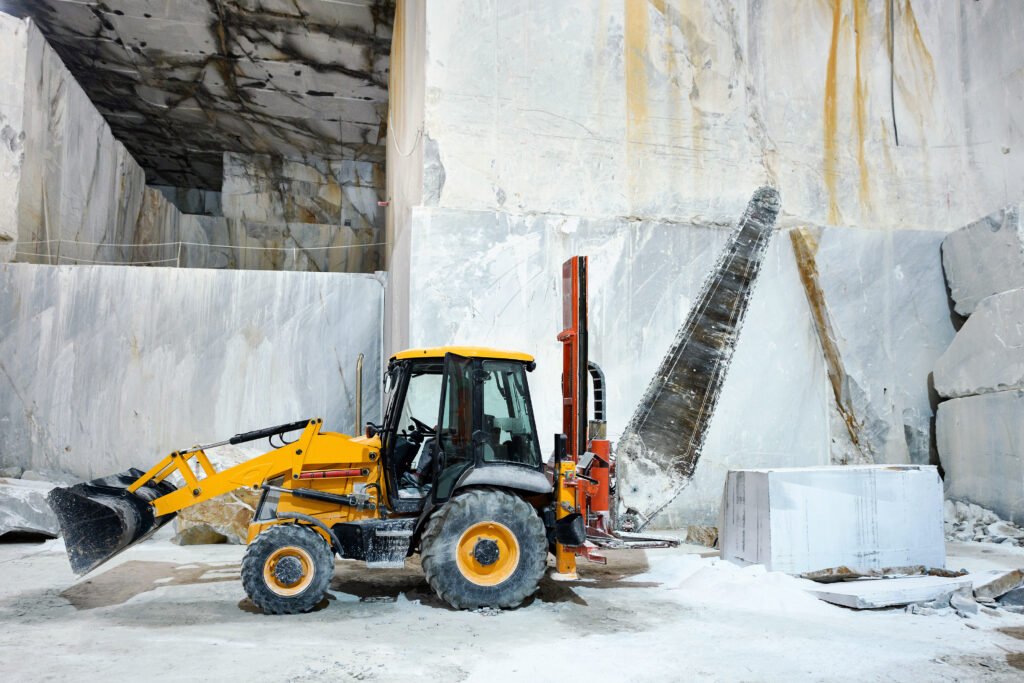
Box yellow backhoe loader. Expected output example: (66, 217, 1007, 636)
(48, 257, 675, 614)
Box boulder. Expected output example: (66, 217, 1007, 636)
(685, 525, 718, 548)
(937, 391, 1024, 525)
(941, 204, 1024, 317)
(934, 288, 1024, 398)
(0, 477, 59, 538)
(173, 487, 260, 545)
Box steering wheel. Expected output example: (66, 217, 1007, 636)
(408, 415, 434, 435)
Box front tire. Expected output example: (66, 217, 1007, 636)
(241, 523, 334, 614)
(420, 488, 547, 609)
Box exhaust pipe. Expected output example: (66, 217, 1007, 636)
(355, 353, 364, 435)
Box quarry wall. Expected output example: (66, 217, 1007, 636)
(391, 0, 1023, 525)
(0, 263, 384, 479)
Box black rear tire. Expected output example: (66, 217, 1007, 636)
(420, 488, 547, 609)
(241, 523, 334, 615)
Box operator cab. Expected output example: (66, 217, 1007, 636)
(377, 347, 544, 513)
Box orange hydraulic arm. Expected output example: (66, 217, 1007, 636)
(128, 419, 383, 517)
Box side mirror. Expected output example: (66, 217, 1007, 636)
(365, 423, 379, 438)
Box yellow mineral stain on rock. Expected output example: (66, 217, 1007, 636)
(823, 0, 842, 225)
(624, 0, 651, 211)
(624, 0, 650, 134)
(853, 0, 871, 216)
(790, 227, 871, 462)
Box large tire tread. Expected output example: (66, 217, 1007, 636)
(420, 487, 546, 610)
(241, 523, 334, 615)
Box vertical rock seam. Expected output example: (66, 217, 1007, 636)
(617, 186, 780, 525)
(789, 227, 873, 464)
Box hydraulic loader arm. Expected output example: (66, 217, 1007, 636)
(129, 418, 377, 516)
(47, 417, 382, 576)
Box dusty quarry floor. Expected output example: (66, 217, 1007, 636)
(2, 531, 1024, 681)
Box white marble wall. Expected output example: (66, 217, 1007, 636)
(0, 263, 385, 479)
(407, 207, 833, 525)
(1, 15, 183, 266)
(417, 0, 1024, 231)
(0, 13, 27, 262)
(222, 152, 384, 230)
(391, 0, 1004, 525)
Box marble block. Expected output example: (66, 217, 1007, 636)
(720, 465, 945, 574)
(0, 263, 385, 479)
(935, 287, 1024, 398)
(812, 227, 955, 464)
(937, 390, 1024, 525)
(941, 205, 1024, 317)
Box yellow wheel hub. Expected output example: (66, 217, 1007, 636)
(455, 521, 519, 586)
(263, 545, 314, 596)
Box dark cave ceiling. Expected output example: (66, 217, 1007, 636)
(0, 0, 394, 189)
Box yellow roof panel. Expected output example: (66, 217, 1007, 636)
(391, 346, 534, 362)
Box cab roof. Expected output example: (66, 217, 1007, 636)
(390, 346, 534, 362)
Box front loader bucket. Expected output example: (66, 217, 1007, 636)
(46, 468, 178, 575)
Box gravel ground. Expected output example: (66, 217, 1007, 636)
(2, 530, 1024, 682)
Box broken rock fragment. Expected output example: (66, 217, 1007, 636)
(970, 570, 1024, 602)
(941, 204, 1024, 316)
(0, 477, 60, 539)
(934, 287, 1024, 398)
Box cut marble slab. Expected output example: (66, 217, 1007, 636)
(934, 287, 1024, 398)
(941, 204, 1024, 317)
(0, 477, 59, 538)
(720, 465, 945, 574)
(969, 569, 1024, 601)
(937, 390, 1024, 525)
(805, 576, 972, 609)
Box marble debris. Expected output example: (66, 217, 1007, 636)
(806, 576, 973, 610)
(719, 466, 945, 574)
(970, 570, 1024, 602)
(0, 477, 59, 538)
(944, 499, 1024, 546)
(0, 263, 384, 479)
(934, 287, 1024, 398)
(941, 205, 1024, 317)
(937, 390, 1024, 525)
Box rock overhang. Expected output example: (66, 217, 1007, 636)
(0, 0, 394, 189)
